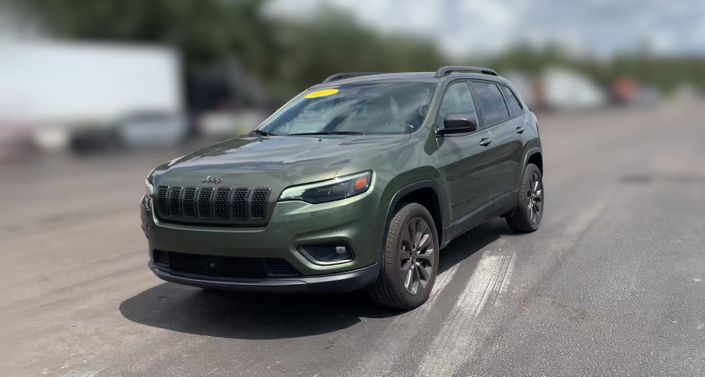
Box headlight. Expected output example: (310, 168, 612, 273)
(145, 179, 154, 196)
(279, 171, 373, 204)
(146, 168, 156, 184)
(142, 178, 154, 210)
(145, 168, 156, 196)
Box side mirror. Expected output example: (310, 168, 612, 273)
(438, 114, 478, 135)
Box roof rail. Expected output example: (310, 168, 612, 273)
(322, 72, 383, 83)
(434, 66, 497, 78)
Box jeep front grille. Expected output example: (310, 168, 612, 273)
(232, 188, 250, 220)
(198, 187, 213, 218)
(214, 187, 231, 219)
(169, 187, 182, 216)
(155, 185, 272, 226)
(183, 187, 197, 217)
(250, 188, 271, 219)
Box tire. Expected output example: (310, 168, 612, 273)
(369, 203, 440, 310)
(506, 163, 544, 233)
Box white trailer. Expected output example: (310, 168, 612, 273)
(541, 67, 607, 111)
(0, 40, 183, 150)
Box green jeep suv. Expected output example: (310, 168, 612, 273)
(140, 66, 544, 309)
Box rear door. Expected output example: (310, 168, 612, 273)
(497, 84, 528, 192)
(434, 80, 495, 223)
(469, 80, 522, 201)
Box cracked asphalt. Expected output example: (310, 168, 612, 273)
(1, 100, 704, 376)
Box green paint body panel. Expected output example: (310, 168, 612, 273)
(140, 71, 542, 291)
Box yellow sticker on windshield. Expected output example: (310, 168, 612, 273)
(305, 88, 339, 99)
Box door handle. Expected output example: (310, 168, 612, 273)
(479, 138, 492, 146)
(515, 126, 525, 134)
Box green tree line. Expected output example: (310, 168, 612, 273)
(14, 0, 444, 101)
(13, 0, 705, 100)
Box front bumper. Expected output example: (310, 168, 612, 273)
(149, 261, 379, 293)
(141, 186, 385, 290)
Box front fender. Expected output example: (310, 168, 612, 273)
(374, 167, 448, 254)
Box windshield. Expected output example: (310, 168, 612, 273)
(257, 82, 436, 135)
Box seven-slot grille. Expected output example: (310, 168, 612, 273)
(155, 185, 272, 225)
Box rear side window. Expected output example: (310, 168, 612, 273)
(500, 85, 523, 116)
(470, 81, 510, 126)
(438, 81, 479, 126)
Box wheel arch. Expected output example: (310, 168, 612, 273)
(522, 148, 543, 174)
(383, 180, 448, 250)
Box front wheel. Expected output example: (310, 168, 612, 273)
(369, 203, 439, 310)
(506, 163, 544, 233)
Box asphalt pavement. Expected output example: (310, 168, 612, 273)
(1, 100, 704, 376)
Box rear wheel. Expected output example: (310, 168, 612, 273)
(506, 163, 544, 233)
(369, 203, 439, 310)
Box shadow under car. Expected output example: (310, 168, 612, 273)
(119, 219, 509, 340)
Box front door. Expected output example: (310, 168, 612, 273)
(434, 81, 497, 223)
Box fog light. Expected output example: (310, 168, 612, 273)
(299, 244, 353, 265)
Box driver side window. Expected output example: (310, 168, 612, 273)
(438, 81, 478, 127)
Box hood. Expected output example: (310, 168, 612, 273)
(153, 134, 410, 190)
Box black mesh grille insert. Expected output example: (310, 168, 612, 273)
(157, 186, 169, 214)
(159, 251, 300, 279)
(214, 188, 231, 219)
(251, 188, 271, 219)
(169, 187, 182, 216)
(198, 187, 213, 218)
(183, 187, 197, 217)
(262, 258, 300, 277)
(231, 188, 250, 220)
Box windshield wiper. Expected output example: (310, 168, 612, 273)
(253, 129, 277, 136)
(289, 131, 364, 136)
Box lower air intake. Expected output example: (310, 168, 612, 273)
(154, 250, 300, 279)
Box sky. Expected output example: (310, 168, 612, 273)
(268, 0, 705, 58)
